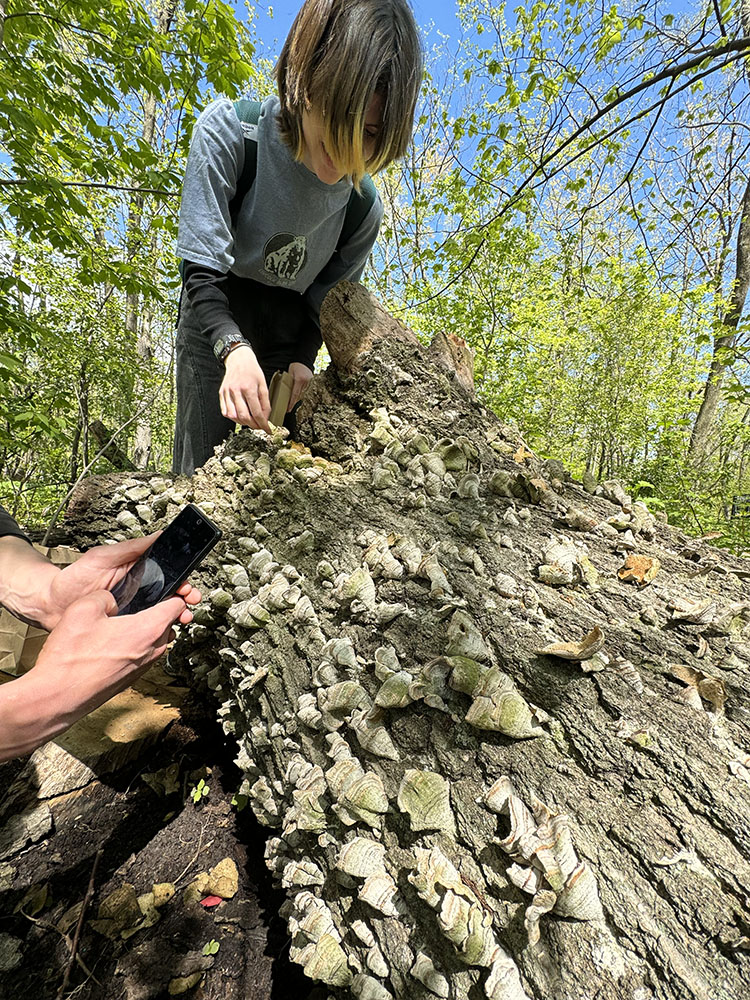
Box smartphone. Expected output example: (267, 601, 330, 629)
(110, 503, 222, 616)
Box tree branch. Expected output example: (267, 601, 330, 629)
(0, 178, 177, 196)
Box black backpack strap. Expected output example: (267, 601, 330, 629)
(228, 99, 261, 224)
(338, 174, 377, 250)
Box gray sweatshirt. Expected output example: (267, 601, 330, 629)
(177, 96, 383, 365)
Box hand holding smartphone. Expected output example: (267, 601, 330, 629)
(110, 504, 221, 616)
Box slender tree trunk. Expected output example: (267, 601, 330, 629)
(70, 360, 89, 483)
(127, 0, 177, 469)
(689, 175, 750, 465)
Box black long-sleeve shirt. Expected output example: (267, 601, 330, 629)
(0, 504, 30, 543)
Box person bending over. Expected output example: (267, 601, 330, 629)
(174, 0, 423, 475)
(0, 506, 200, 762)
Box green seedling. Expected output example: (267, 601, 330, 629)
(203, 939, 220, 956)
(190, 779, 210, 804)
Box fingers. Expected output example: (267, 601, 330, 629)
(73, 589, 119, 619)
(287, 363, 313, 412)
(88, 532, 160, 569)
(220, 383, 271, 431)
(136, 594, 188, 636)
(289, 378, 303, 411)
(249, 386, 271, 433)
(175, 582, 201, 605)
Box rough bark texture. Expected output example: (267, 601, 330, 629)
(65, 282, 750, 1000)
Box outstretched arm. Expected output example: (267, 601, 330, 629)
(0, 530, 201, 762)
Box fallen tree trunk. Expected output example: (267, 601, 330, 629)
(66, 282, 750, 1000)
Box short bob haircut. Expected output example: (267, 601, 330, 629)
(276, 0, 423, 186)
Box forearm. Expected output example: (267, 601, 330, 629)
(0, 670, 72, 761)
(0, 536, 59, 629)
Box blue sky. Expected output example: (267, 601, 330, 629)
(242, 0, 464, 57)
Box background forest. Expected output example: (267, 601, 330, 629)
(1, 0, 749, 551)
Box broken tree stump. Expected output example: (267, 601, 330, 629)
(63, 282, 750, 1000)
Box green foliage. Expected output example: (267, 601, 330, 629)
(0, 0, 261, 525)
(369, 0, 750, 552)
(1, 0, 748, 553)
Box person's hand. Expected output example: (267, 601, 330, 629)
(42, 533, 201, 631)
(220, 346, 271, 432)
(287, 362, 314, 411)
(5, 590, 192, 757)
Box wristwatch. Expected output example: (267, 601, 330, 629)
(213, 333, 251, 364)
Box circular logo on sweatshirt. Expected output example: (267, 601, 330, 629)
(264, 233, 308, 282)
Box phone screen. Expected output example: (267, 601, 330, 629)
(110, 504, 221, 616)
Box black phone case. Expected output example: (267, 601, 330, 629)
(111, 503, 222, 615)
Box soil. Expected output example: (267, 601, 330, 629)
(0, 694, 312, 1000)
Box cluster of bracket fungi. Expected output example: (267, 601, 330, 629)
(93, 324, 749, 999)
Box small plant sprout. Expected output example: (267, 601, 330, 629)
(203, 939, 220, 956)
(190, 778, 210, 804)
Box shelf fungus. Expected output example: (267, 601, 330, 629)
(484, 777, 604, 945)
(611, 657, 644, 695)
(410, 951, 450, 998)
(464, 669, 546, 740)
(283, 762, 329, 835)
(351, 973, 394, 1000)
(358, 871, 401, 917)
(537, 539, 586, 587)
(447, 610, 491, 661)
(418, 552, 453, 597)
(671, 664, 726, 712)
(336, 837, 387, 879)
(397, 769, 456, 834)
(317, 681, 372, 727)
(325, 758, 389, 828)
(667, 595, 716, 626)
(374, 669, 416, 709)
(408, 846, 529, 999)
(287, 898, 354, 987)
(349, 706, 401, 760)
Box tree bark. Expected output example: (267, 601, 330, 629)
(65, 282, 750, 1000)
(689, 174, 750, 466)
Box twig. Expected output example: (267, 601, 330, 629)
(18, 911, 98, 983)
(57, 848, 103, 999)
(173, 822, 214, 889)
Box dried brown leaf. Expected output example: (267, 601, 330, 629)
(617, 554, 661, 585)
(537, 626, 605, 661)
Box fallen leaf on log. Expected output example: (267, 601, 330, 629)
(537, 626, 605, 661)
(617, 554, 661, 585)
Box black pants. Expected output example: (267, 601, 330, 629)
(173, 275, 308, 476)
